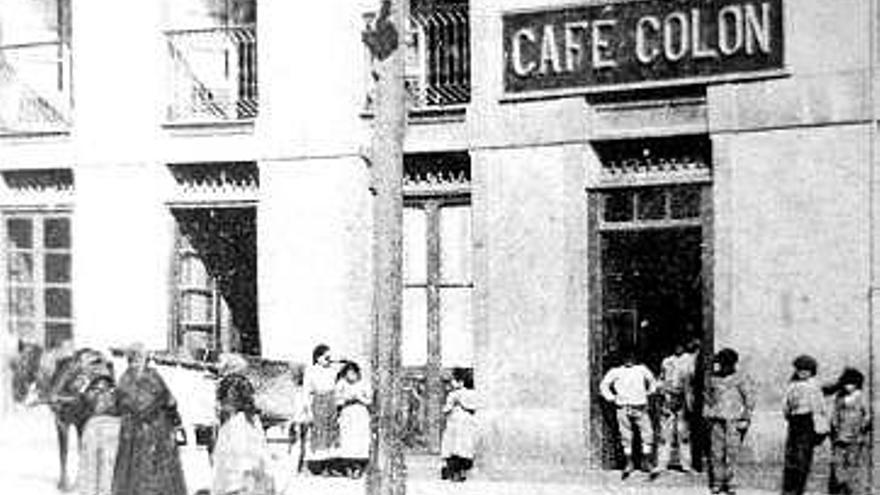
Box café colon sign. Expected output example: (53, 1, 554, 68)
(503, 0, 785, 94)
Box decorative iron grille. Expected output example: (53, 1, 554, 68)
(0, 42, 72, 134)
(166, 26, 258, 123)
(365, 1, 470, 112)
(594, 136, 712, 186)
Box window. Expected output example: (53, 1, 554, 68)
(165, 0, 257, 123)
(4, 212, 73, 349)
(170, 206, 258, 361)
(402, 198, 473, 452)
(402, 155, 473, 368)
(0, 0, 72, 134)
(365, 0, 470, 112)
(399, 153, 472, 453)
(601, 185, 703, 226)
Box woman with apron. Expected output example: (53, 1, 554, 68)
(303, 344, 342, 475)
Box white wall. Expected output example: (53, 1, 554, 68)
(258, 157, 372, 367)
(73, 163, 173, 351)
(714, 124, 871, 471)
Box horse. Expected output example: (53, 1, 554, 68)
(16, 344, 114, 491)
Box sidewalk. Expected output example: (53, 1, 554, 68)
(0, 406, 788, 495)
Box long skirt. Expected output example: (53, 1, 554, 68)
(307, 392, 339, 461)
(111, 416, 187, 495)
(213, 413, 274, 495)
(76, 416, 121, 495)
(441, 409, 477, 460)
(337, 403, 370, 461)
(829, 442, 867, 495)
(782, 414, 817, 495)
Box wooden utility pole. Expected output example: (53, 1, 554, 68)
(363, 0, 407, 494)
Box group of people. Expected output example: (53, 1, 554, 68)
(303, 344, 479, 483)
(599, 339, 703, 480)
(77, 343, 190, 495)
(56, 343, 274, 495)
(600, 342, 871, 495)
(0, 335, 482, 494)
(300, 344, 372, 478)
(781, 355, 870, 495)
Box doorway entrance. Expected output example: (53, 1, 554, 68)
(602, 227, 702, 369)
(170, 206, 259, 360)
(589, 183, 712, 469)
(400, 152, 473, 454)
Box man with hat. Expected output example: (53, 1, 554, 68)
(703, 347, 755, 495)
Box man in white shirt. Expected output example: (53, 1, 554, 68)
(600, 350, 659, 479)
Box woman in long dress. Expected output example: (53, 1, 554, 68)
(303, 344, 341, 475)
(334, 361, 371, 478)
(213, 355, 274, 495)
(111, 344, 187, 495)
(76, 375, 121, 495)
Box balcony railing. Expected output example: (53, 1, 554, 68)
(0, 42, 72, 135)
(365, 3, 470, 113)
(166, 26, 258, 124)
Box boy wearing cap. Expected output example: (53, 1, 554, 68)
(703, 348, 755, 495)
(782, 354, 828, 495)
(600, 350, 659, 479)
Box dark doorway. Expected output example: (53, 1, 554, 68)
(589, 182, 712, 470)
(171, 206, 259, 359)
(599, 226, 704, 469)
(602, 227, 702, 370)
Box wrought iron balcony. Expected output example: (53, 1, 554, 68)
(166, 25, 258, 124)
(365, 3, 470, 114)
(0, 42, 72, 135)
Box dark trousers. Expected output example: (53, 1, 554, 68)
(307, 458, 368, 475)
(782, 414, 817, 495)
(829, 442, 867, 495)
(707, 419, 742, 492)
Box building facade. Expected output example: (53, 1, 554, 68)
(1, 0, 878, 489)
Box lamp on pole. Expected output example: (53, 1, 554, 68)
(363, 0, 407, 494)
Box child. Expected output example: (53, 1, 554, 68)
(599, 350, 659, 479)
(335, 361, 371, 478)
(212, 369, 274, 495)
(441, 368, 478, 482)
(782, 354, 828, 495)
(828, 367, 870, 495)
(76, 375, 121, 495)
(703, 348, 755, 495)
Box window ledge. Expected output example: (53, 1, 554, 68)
(360, 104, 468, 125)
(592, 170, 712, 190)
(163, 118, 255, 137)
(0, 129, 72, 141)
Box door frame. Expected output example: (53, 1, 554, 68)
(403, 193, 472, 454)
(166, 203, 258, 360)
(587, 184, 714, 468)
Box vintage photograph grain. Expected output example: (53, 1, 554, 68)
(0, 1, 876, 495)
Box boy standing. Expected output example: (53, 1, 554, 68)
(828, 367, 870, 495)
(600, 350, 659, 479)
(703, 348, 755, 495)
(657, 342, 697, 474)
